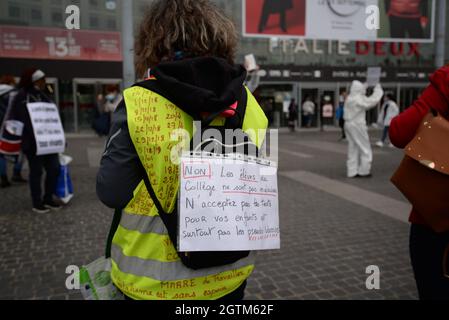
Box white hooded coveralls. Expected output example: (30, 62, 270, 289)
(343, 81, 384, 177)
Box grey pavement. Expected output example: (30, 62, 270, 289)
(0, 129, 418, 300)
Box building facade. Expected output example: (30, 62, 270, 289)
(0, 0, 448, 131)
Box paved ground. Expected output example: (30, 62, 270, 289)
(0, 129, 418, 300)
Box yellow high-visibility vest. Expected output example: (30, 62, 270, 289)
(111, 84, 268, 300)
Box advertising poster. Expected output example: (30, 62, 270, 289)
(305, 0, 378, 41)
(377, 0, 434, 42)
(243, 0, 435, 43)
(244, 0, 306, 37)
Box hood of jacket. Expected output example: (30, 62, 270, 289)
(349, 80, 367, 96)
(151, 57, 247, 117)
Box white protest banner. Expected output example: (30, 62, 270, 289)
(178, 153, 280, 252)
(26, 102, 65, 155)
(244, 53, 257, 72)
(366, 67, 382, 86)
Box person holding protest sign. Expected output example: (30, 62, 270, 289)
(344, 80, 384, 178)
(11, 68, 62, 213)
(97, 0, 269, 300)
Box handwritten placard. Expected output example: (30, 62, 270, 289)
(178, 153, 280, 252)
(26, 102, 65, 156)
(366, 67, 382, 86)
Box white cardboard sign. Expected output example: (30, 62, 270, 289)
(178, 153, 280, 252)
(366, 67, 382, 87)
(26, 102, 65, 155)
(244, 54, 257, 72)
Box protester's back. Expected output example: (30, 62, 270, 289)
(96, 0, 268, 300)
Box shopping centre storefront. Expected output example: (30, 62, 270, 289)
(254, 64, 433, 128)
(0, 57, 122, 133)
(0, 24, 438, 132)
(242, 38, 436, 128)
(0, 25, 123, 133)
(0, 0, 446, 131)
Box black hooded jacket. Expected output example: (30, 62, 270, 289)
(0, 92, 10, 125)
(96, 57, 249, 209)
(10, 86, 52, 155)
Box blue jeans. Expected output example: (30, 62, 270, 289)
(0, 154, 23, 176)
(26, 153, 60, 207)
(381, 126, 390, 143)
(0, 155, 6, 176)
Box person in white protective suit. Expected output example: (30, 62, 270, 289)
(343, 80, 384, 178)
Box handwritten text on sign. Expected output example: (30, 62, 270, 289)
(179, 154, 280, 251)
(26, 102, 65, 156)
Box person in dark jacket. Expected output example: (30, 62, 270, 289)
(337, 90, 347, 140)
(385, 0, 428, 38)
(258, 0, 293, 33)
(288, 98, 297, 132)
(0, 75, 27, 187)
(0, 83, 15, 188)
(11, 68, 61, 213)
(390, 65, 449, 300)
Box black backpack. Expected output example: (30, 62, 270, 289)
(106, 80, 259, 270)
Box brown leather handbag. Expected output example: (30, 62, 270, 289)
(391, 111, 449, 233)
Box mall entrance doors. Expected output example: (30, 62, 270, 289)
(72, 78, 122, 133)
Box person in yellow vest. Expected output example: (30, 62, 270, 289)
(96, 0, 268, 300)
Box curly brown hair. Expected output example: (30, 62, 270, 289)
(0, 75, 16, 86)
(134, 0, 238, 78)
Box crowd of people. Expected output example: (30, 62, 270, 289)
(1, 0, 447, 302)
(94, 0, 448, 301)
(0, 70, 123, 212)
(0, 69, 64, 213)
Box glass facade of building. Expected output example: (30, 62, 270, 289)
(0, 0, 448, 131)
(216, 0, 437, 68)
(1, 0, 443, 67)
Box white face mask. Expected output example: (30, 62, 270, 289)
(106, 93, 116, 102)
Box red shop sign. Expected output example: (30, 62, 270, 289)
(0, 25, 122, 62)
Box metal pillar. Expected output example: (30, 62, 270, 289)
(121, 0, 135, 88)
(435, 0, 446, 68)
